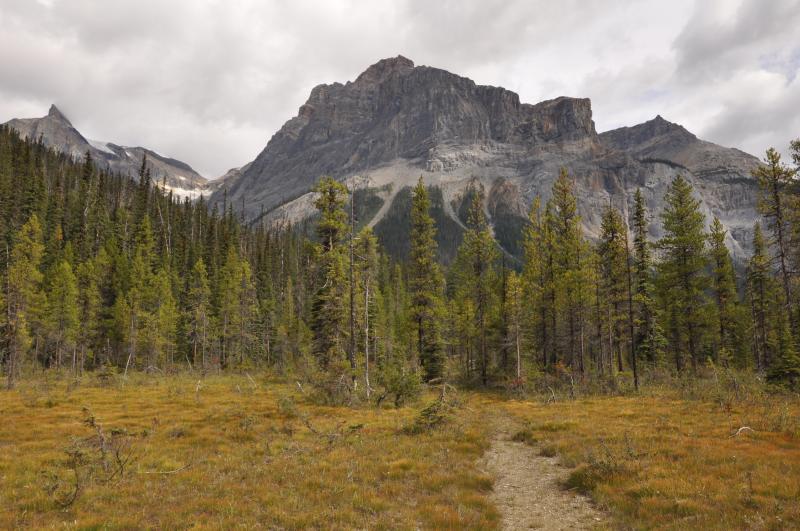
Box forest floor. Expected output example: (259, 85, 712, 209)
(0, 373, 799, 529)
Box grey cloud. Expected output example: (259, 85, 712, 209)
(0, 0, 796, 177)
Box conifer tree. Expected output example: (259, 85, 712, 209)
(5, 214, 45, 388)
(631, 189, 661, 364)
(310, 177, 348, 369)
(454, 192, 498, 385)
(187, 258, 212, 369)
(122, 216, 157, 376)
(505, 271, 524, 380)
(746, 223, 791, 373)
(708, 217, 740, 366)
(76, 251, 104, 371)
(218, 246, 244, 368)
(45, 259, 79, 371)
(753, 148, 798, 337)
(598, 205, 628, 374)
(522, 197, 556, 367)
(152, 267, 178, 368)
(356, 227, 379, 395)
(550, 169, 590, 373)
(408, 178, 444, 381)
(658, 176, 709, 373)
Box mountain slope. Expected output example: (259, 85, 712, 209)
(4, 105, 209, 199)
(210, 56, 760, 260)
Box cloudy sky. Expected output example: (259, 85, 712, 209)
(1, 0, 798, 177)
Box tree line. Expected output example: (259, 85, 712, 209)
(1, 124, 799, 395)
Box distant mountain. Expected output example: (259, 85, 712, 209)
(212, 56, 761, 262)
(4, 105, 209, 200)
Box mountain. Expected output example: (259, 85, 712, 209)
(212, 56, 761, 262)
(4, 105, 209, 200)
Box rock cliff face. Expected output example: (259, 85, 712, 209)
(4, 105, 209, 199)
(210, 56, 761, 260)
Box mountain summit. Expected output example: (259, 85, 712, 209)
(3, 106, 209, 199)
(213, 56, 760, 260)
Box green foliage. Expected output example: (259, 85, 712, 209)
(657, 175, 710, 373)
(450, 190, 498, 385)
(375, 359, 421, 407)
(408, 178, 445, 381)
(310, 177, 348, 370)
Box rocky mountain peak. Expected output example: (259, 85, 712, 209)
(599, 114, 697, 155)
(212, 56, 760, 261)
(3, 106, 209, 196)
(47, 104, 70, 123)
(355, 55, 415, 84)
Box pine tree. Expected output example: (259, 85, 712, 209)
(76, 251, 104, 371)
(631, 189, 661, 364)
(454, 192, 498, 385)
(522, 197, 556, 368)
(753, 148, 798, 337)
(4, 214, 45, 388)
(218, 246, 244, 368)
(356, 227, 379, 396)
(122, 216, 157, 376)
(187, 258, 213, 370)
(310, 177, 348, 370)
(744, 212, 798, 385)
(708, 217, 740, 366)
(236, 259, 260, 366)
(152, 267, 178, 368)
(505, 271, 524, 381)
(408, 178, 444, 381)
(550, 169, 590, 374)
(658, 176, 709, 373)
(597, 205, 628, 374)
(45, 259, 79, 371)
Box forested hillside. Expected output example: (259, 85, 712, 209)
(1, 124, 799, 396)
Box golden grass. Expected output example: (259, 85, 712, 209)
(499, 391, 800, 530)
(2, 372, 799, 529)
(0, 374, 497, 529)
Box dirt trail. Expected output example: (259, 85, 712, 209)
(482, 423, 608, 530)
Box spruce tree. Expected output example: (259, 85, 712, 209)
(658, 175, 709, 373)
(356, 227, 379, 395)
(187, 258, 213, 369)
(631, 189, 661, 364)
(310, 177, 348, 370)
(522, 197, 556, 367)
(753, 148, 798, 337)
(76, 252, 104, 371)
(747, 223, 789, 372)
(708, 217, 740, 366)
(505, 271, 524, 380)
(454, 192, 498, 386)
(598, 205, 628, 374)
(218, 246, 244, 368)
(550, 169, 590, 373)
(45, 259, 79, 371)
(5, 214, 45, 388)
(408, 178, 444, 381)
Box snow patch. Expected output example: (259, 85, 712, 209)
(159, 183, 209, 201)
(88, 139, 115, 155)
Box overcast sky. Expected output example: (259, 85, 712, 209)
(1, 0, 798, 177)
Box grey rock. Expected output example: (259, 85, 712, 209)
(213, 57, 761, 260)
(4, 105, 209, 199)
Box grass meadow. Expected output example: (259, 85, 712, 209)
(0, 371, 798, 529)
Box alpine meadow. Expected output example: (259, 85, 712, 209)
(2, 1, 800, 529)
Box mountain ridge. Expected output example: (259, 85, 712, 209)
(212, 56, 761, 261)
(3, 105, 210, 200)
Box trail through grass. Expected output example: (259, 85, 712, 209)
(1, 373, 799, 529)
